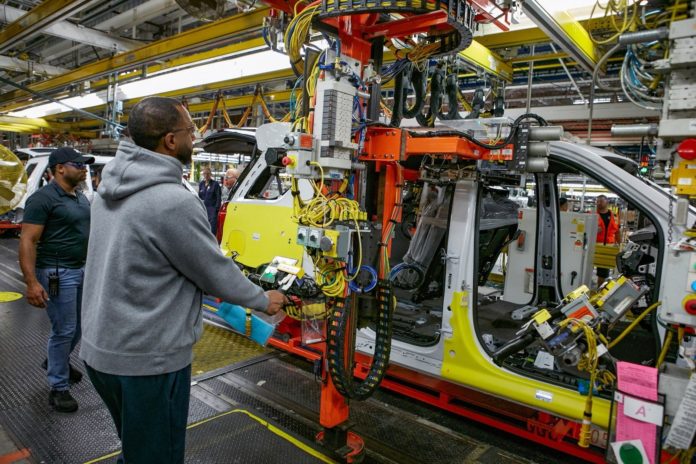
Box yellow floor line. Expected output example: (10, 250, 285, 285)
(84, 408, 336, 464)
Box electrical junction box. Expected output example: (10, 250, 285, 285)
(659, 250, 696, 326)
(297, 225, 351, 260)
(312, 58, 358, 176)
(594, 276, 647, 323)
(670, 161, 696, 196)
(282, 132, 317, 178)
(284, 149, 314, 178)
(320, 226, 351, 260)
(560, 294, 598, 320)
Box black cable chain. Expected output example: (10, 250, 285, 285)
(326, 280, 394, 400)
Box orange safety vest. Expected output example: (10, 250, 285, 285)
(597, 210, 619, 245)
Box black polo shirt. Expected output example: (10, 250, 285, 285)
(23, 181, 90, 269)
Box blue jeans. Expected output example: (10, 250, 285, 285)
(36, 267, 84, 391)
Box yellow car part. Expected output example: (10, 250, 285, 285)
(442, 291, 611, 429)
(220, 202, 304, 269)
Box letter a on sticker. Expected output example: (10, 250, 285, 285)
(635, 406, 646, 417)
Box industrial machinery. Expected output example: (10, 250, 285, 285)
(205, 1, 696, 463)
(0, 146, 27, 234)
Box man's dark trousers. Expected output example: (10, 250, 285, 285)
(85, 364, 191, 464)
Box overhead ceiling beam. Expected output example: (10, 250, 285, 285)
(97, 0, 179, 33)
(476, 15, 611, 52)
(46, 68, 296, 123)
(0, 7, 270, 111)
(459, 40, 513, 82)
(88, 37, 268, 91)
(10, 37, 273, 118)
(0, 4, 141, 53)
(505, 103, 660, 121)
(38, 0, 177, 63)
(0, 0, 99, 54)
(0, 115, 52, 129)
(0, 115, 98, 136)
(0, 56, 67, 76)
(521, 0, 598, 73)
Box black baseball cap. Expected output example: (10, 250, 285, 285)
(49, 147, 95, 168)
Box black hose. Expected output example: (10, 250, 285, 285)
(491, 332, 537, 365)
(402, 65, 426, 118)
(389, 67, 405, 127)
(439, 72, 460, 120)
(416, 66, 445, 127)
(390, 63, 427, 127)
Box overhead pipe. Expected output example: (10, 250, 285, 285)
(611, 124, 659, 137)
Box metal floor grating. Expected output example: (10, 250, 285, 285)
(89, 409, 332, 464)
(216, 357, 485, 464)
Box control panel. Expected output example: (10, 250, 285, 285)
(660, 250, 696, 325)
(296, 225, 351, 260)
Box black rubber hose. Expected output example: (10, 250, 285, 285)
(491, 332, 537, 366)
(402, 65, 426, 119)
(390, 63, 427, 127)
(439, 72, 460, 120)
(416, 66, 445, 127)
(389, 66, 406, 127)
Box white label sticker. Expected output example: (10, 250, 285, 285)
(535, 390, 553, 402)
(534, 321, 555, 339)
(252, 233, 260, 240)
(665, 374, 696, 449)
(678, 177, 693, 185)
(534, 351, 555, 370)
(624, 396, 664, 426)
(597, 344, 608, 358)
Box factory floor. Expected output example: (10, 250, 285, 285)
(0, 236, 585, 464)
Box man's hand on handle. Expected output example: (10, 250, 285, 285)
(265, 290, 288, 315)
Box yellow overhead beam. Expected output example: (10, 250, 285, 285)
(0, 115, 99, 136)
(46, 68, 297, 123)
(0, 7, 270, 110)
(459, 41, 513, 82)
(0, 0, 95, 54)
(0, 124, 96, 136)
(0, 115, 53, 130)
(89, 37, 268, 91)
(476, 16, 610, 51)
(188, 90, 294, 114)
(522, 0, 600, 73)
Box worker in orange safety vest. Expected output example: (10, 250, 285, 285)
(596, 194, 621, 287)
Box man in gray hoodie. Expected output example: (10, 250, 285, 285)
(80, 96, 286, 464)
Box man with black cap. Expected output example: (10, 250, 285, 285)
(19, 146, 94, 413)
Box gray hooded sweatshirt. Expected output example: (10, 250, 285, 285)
(80, 140, 268, 376)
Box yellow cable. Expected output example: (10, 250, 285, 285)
(608, 301, 661, 349)
(559, 318, 599, 448)
(656, 329, 674, 368)
(589, 0, 640, 45)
